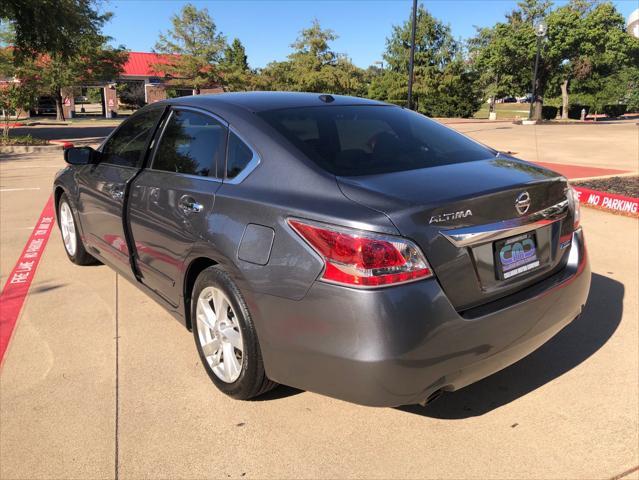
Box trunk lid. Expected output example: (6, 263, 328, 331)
(337, 155, 575, 311)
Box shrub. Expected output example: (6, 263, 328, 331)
(602, 104, 627, 118)
(568, 104, 590, 120)
(541, 106, 558, 120)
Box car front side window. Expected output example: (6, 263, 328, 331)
(101, 108, 163, 168)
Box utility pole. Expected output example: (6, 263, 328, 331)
(407, 0, 417, 110)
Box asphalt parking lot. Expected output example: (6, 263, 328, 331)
(1, 122, 638, 479)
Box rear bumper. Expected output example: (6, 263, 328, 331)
(253, 228, 591, 407)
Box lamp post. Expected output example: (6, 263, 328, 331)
(528, 20, 547, 121)
(407, 0, 418, 110)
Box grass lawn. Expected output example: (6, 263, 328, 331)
(1, 134, 50, 146)
(474, 102, 532, 119)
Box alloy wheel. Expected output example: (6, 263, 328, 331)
(196, 286, 244, 383)
(59, 201, 77, 256)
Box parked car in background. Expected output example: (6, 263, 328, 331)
(53, 92, 591, 407)
(31, 96, 56, 116)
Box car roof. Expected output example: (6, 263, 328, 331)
(162, 91, 389, 113)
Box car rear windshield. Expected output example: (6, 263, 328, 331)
(259, 105, 495, 176)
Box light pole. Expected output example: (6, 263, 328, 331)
(528, 20, 547, 121)
(407, 0, 417, 110)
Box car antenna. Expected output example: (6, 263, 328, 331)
(318, 94, 335, 103)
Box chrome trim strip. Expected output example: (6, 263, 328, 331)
(441, 199, 569, 247)
(141, 168, 223, 184)
(170, 105, 229, 127)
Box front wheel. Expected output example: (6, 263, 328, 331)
(192, 266, 276, 399)
(58, 193, 96, 265)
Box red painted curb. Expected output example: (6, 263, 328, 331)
(533, 161, 629, 180)
(439, 119, 514, 125)
(573, 186, 638, 216)
(0, 122, 25, 128)
(49, 140, 74, 149)
(0, 196, 56, 366)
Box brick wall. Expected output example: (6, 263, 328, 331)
(146, 85, 167, 104)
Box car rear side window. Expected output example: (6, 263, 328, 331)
(101, 108, 163, 168)
(153, 109, 226, 177)
(259, 106, 495, 176)
(226, 132, 254, 179)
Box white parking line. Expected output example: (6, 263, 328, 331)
(0, 187, 42, 192)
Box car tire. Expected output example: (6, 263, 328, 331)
(192, 266, 277, 400)
(58, 193, 97, 266)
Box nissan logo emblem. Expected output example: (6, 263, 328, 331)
(515, 191, 531, 215)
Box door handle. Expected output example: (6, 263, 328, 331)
(108, 185, 124, 201)
(178, 195, 203, 214)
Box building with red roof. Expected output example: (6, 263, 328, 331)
(3, 51, 224, 119)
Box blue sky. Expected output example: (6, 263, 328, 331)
(102, 0, 638, 69)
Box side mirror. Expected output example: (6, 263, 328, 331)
(64, 146, 99, 165)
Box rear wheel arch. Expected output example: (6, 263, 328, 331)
(54, 186, 66, 218)
(183, 257, 218, 330)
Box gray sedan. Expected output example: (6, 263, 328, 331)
(54, 92, 590, 407)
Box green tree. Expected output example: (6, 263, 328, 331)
(545, 1, 639, 118)
(223, 38, 249, 71)
(370, 4, 481, 117)
(2, 0, 126, 121)
(154, 3, 226, 93)
(469, 0, 638, 120)
(17, 38, 127, 120)
(468, 0, 552, 120)
(468, 22, 528, 114)
(0, 26, 36, 135)
(220, 38, 254, 91)
(259, 19, 367, 96)
(0, 82, 37, 138)
(0, 0, 108, 61)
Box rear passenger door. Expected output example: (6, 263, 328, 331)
(128, 107, 227, 306)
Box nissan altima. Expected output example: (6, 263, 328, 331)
(53, 92, 590, 407)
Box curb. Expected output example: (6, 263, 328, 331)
(0, 140, 73, 154)
(49, 140, 74, 149)
(572, 186, 638, 217)
(0, 144, 63, 154)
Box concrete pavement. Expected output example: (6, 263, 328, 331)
(1, 144, 638, 479)
(452, 121, 639, 173)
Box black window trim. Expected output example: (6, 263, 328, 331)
(147, 105, 229, 182)
(224, 126, 261, 185)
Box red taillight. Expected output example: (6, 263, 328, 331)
(568, 186, 581, 229)
(288, 219, 433, 287)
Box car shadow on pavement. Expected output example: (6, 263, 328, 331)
(253, 384, 303, 401)
(399, 273, 624, 419)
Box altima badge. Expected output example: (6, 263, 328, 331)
(515, 191, 531, 215)
(429, 209, 472, 224)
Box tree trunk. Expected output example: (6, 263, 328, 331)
(561, 79, 570, 120)
(55, 89, 65, 122)
(533, 99, 543, 121)
(2, 113, 9, 139)
(489, 96, 496, 113)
